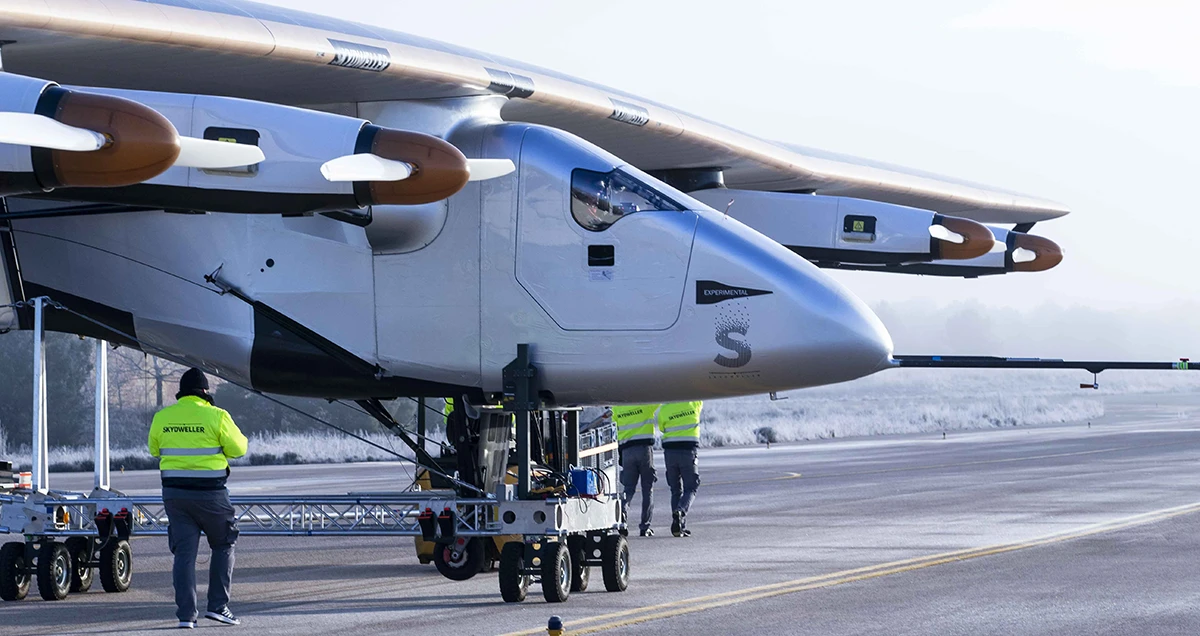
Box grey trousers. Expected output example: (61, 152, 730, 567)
(163, 488, 239, 622)
(620, 445, 655, 531)
(664, 447, 700, 515)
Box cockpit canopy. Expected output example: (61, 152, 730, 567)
(570, 167, 688, 232)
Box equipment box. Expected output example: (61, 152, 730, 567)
(577, 423, 618, 494)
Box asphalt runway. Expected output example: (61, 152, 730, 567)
(5, 392, 1200, 635)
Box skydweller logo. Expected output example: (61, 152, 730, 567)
(696, 282, 769, 368)
(714, 303, 752, 368)
(162, 426, 205, 433)
(327, 40, 392, 72)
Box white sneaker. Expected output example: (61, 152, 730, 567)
(204, 608, 241, 625)
(177, 621, 195, 629)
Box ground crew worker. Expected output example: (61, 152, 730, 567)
(659, 401, 702, 537)
(148, 368, 248, 629)
(612, 404, 659, 536)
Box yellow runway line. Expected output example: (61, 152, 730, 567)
(502, 500, 1200, 636)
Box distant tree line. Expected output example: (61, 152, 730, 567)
(0, 331, 424, 454)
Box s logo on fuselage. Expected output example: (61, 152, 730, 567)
(714, 305, 752, 368)
(698, 281, 771, 369)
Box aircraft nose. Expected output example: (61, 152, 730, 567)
(690, 214, 893, 392)
(796, 274, 894, 384)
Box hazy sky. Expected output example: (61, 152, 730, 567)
(258, 1, 1200, 324)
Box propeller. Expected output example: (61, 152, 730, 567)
(466, 158, 515, 181)
(320, 153, 413, 182)
(1012, 247, 1038, 263)
(927, 224, 965, 244)
(320, 154, 515, 183)
(0, 112, 264, 169)
(175, 137, 265, 169)
(0, 112, 106, 151)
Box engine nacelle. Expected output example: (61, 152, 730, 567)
(17, 84, 469, 213)
(871, 226, 1063, 277)
(0, 72, 180, 195)
(689, 189, 994, 266)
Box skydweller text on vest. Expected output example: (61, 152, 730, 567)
(659, 401, 702, 450)
(612, 404, 659, 449)
(149, 396, 248, 490)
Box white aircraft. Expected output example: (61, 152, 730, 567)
(0, 0, 1120, 410)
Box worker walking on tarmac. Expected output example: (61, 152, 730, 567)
(148, 368, 248, 629)
(659, 401, 703, 537)
(612, 404, 659, 536)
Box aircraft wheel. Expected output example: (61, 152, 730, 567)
(433, 537, 485, 581)
(65, 537, 94, 593)
(541, 542, 571, 603)
(568, 537, 589, 592)
(99, 539, 132, 593)
(600, 534, 629, 592)
(0, 542, 30, 601)
(36, 542, 70, 601)
(498, 542, 529, 603)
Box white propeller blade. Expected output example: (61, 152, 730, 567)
(466, 158, 515, 181)
(176, 137, 266, 169)
(0, 112, 107, 151)
(319, 155, 513, 183)
(1012, 247, 1038, 263)
(320, 153, 413, 182)
(927, 224, 965, 245)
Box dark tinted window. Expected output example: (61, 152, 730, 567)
(570, 168, 685, 232)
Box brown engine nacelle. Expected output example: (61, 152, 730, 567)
(359, 127, 470, 206)
(1009, 232, 1063, 272)
(10, 83, 480, 216)
(33, 87, 180, 191)
(0, 71, 182, 196)
(932, 215, 995, 261)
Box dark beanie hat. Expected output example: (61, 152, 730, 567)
(179, 368, 210, 393)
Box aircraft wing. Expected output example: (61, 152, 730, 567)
(0, 0, 1066, 224)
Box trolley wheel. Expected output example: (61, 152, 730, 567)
(0, 542, 30, 601)
(433, 537, 485, 582)
(499, 542, 529, 603)
(99, 539, 132, 593)
(36, 542, 70, 601)
(541, 542, 571, 603)
(600, 534, 629, 592)
(64, 537, 94, 594)
(568, 537, 590, 592)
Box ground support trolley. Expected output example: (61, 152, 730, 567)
(484, 344, 627, 603)
(0, 488, 496, 601)
(0, 301, 627, 603)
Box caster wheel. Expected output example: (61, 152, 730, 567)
(499, 542, 529, 603)
(36, 543, 70, 601)
(600, 534, 629, 592)
(0, 543, 30, 601)
(541, 542, 571, 603)
(99, 539, 132, 593)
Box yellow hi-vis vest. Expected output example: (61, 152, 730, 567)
(148, 396, 248, 479)
(444, 398, 454, 421)
(659, 401, 702, 443)
(612, 404, 658, 444)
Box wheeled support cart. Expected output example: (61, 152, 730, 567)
(0, 299, 626, 604)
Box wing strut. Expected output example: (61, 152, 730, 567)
(356, 398, 443, 480)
